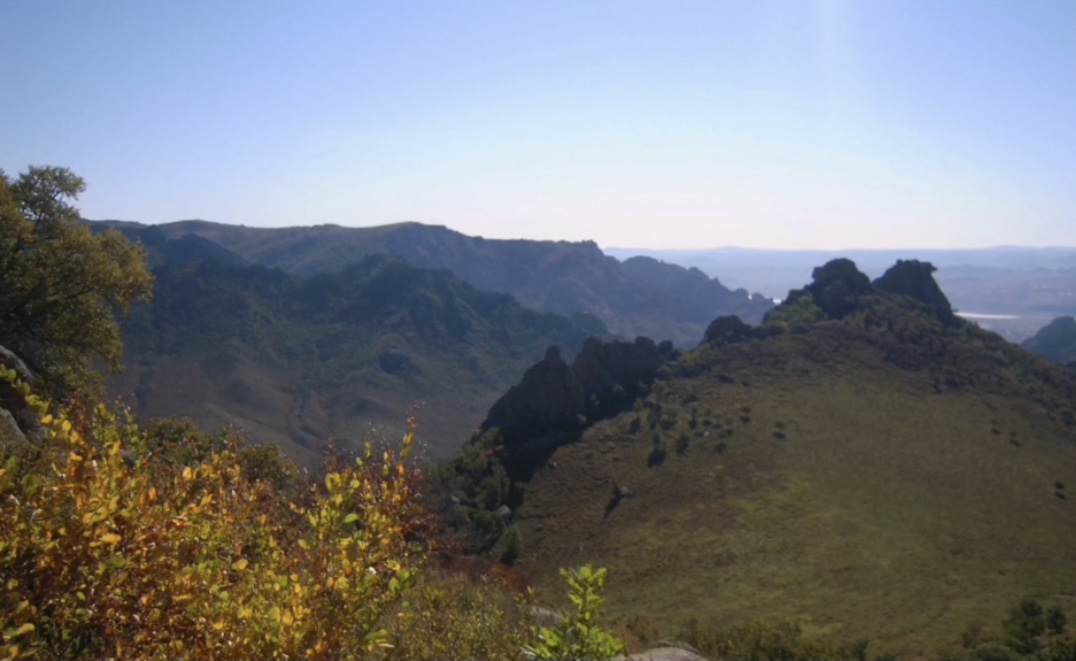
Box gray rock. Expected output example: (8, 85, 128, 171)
(528, 606, 563, 628)
(0, 344, 40, 441)
(617, 645, 710, 661)
(0, 407, 27, 445)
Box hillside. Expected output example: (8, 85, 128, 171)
(1023, 316, 1076, 367)
(111, 245, 607, 464)
(92, 219, 773, 346)
(448, 259, 1076, 658)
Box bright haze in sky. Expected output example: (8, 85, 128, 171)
(2, 1, 1074, 250)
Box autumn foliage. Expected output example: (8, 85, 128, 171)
(0, 380, 428, 660)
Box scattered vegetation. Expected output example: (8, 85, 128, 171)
(679, 617, 868, 661)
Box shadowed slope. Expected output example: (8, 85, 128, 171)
(112, 253, 607, 464)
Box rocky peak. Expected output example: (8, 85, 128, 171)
(873, 259, 956, 325)
(480, 337, 674, 482)
(783, 258, 872, 319)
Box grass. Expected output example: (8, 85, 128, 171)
(512, 326, 1076, 659)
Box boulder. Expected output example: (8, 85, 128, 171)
(617, 645, 710, 661)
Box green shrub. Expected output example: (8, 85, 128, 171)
(378, 570, 538, 661)
(523, 565, 625, 661)
(678, 617, 868, 661)
(1003, 598, 1046, 654)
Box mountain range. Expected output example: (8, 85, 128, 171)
(97, 220, 773, 347)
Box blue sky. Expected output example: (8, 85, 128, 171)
(2, 1, 1074, 249)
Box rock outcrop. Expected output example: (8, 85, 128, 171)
(873, 259, 957, 325)
(0, 344, 39, 444)
(480, 337, 676, 481)
(782, 258, 873, 320)
(768, 257, 959, 328)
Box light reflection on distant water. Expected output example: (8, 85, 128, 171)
(956, 312, 1020, 320)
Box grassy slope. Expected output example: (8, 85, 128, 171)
(512, 324, 1076, 658)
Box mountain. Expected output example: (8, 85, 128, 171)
(606, 246, 1076, 342)
(445, 258, 1076, 657)
(92, 220, 773, 346)
(1022, 316, 1076, 366)
(110, 237, 608, 463)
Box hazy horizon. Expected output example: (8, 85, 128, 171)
(5, 1, 1074, 250)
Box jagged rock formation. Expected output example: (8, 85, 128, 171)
(768, 257, 960, 328)
(1022, 316, 1076, 365)
(480, 337, 677, 482)
(874, 259, 957, 326)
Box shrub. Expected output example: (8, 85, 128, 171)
(678, 617, 868, 661)
(0, 383, 428, 660)
(1003, 598, 1047, 654)
(1048, 606, 1068, 634)
(523, 565, 625, 661)
(378, 570, 538, 661)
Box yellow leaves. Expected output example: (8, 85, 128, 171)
(8, 623, 35, 638)
(40, 414, 53, 425)
(325, 472, 342, 491)
(3, 383, 430, 661)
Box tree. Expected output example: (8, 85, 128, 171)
(0, 166, 153, 396)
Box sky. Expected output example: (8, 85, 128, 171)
(2, 1, 1074, 250)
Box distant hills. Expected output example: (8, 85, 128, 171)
(97, 220, 773, 346)
(607, 246, 1076, 341)
(444, 257, 1076, 657)
(1022, 316, 1076, 367)
(109, 229, 608, 462)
